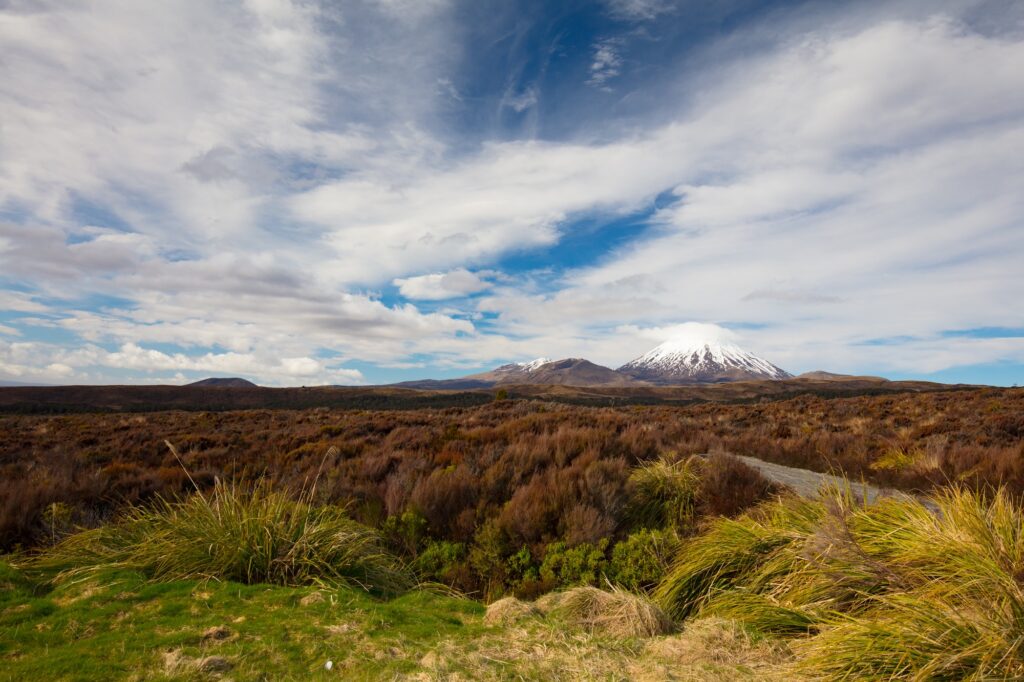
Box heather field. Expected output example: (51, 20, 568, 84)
(3, 388, 1023, 593)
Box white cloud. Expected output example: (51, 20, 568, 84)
(587, 39, 623, 89)
(603, 0, 676, 21)
(1, 2, 1023, 383)
(0, 339, 365, 387)
(502, 87, 539, 113)
(393, 269, 491, 300)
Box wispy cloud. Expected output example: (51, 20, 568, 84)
(586, 39, 623, 89)
(603, 0, 676, 21)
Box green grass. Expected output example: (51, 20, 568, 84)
(0, 559, 483, 681)
(0, 559, 791, 681)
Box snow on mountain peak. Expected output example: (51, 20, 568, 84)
(619, 334, 791, 383)
(492, 357, 552, 374)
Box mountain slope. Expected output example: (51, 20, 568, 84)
(398, 358, 644, 388)
(619, 339, 791, 384)
(461, 357, 644, 387)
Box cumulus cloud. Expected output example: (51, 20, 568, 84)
(0, 339, 364, 387)
(393, 269, 491, 300)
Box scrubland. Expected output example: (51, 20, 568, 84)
(2, 387, 1023, 679)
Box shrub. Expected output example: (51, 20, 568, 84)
(26, 479, 412, 596)
(609, 528, 680, 592)
(411, 540, 465, 583)
(468, 518, 511, 600)
(408, 465, 478, 540)
(506, 545, 540, 585)
(540, 539, 609, 587)
(380, 509, 428, 557)
(695, 453, 780, 518)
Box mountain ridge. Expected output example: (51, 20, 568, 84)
(396, 336, 793, 389)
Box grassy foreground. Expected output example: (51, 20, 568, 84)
(7, 471, 1024, 679)
(0, 560, 788, 681)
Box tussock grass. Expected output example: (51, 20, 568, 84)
(484, 596, 540, 625)
(653, 494, 825, 622)
(627, 456, 701, 530)
(655, 485, 1024, 679)
(536, 585, 673, 638)
(25, 479, 412, 595)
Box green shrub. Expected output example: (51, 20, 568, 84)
(540, 539, 609, 587)
(609, 528, 680, 592)
(506, 545, 539, 585)
(26, 479, 412, 596)
(411, 540, 465, 583)
(381, 509, 428, 557)
(469, 518, 511, 600)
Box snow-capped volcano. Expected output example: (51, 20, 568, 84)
(618, 337, 792, 384)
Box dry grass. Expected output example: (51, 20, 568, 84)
(641, 617, 795, 681)
(536, 586, 673, 638)
(484, 596, 540, 626)
(408, 615, 794, 681)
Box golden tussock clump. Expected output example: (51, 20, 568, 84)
(536, 586, 673, 638)
(484, 596, 540, 626)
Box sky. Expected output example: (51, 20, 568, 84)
(1, 0, 1023, 387)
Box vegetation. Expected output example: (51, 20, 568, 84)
(3, 388, 1024, 678)
(23, 478, 412, 597)
(7, 470, 1024, 678)
(535, 585, 673, 638)
(5, 390, 1023, 557)
(0, 558, 793, 679)
(655, 486, 1024, 680)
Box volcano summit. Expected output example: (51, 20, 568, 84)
(618, 338, 792, 385)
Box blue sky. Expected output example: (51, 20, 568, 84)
(1, 0, 1023, 387)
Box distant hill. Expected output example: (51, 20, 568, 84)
(396, 358, 645, 389)
(798, 371, 889, 382)
(186, 377, 258, 388)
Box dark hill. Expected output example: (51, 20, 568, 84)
(186, 377, 258, 388)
